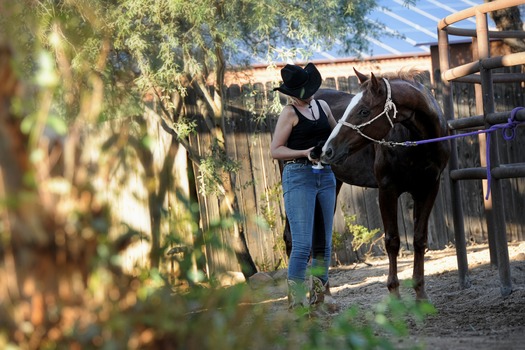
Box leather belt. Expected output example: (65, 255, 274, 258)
(284, 158, 312, 165)
(284, 158, 330, 168)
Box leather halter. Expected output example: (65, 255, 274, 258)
(338, 78, 398, 145)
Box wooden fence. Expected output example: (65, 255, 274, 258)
(104, 65, 524, 278)
(186, 66, 525, 274)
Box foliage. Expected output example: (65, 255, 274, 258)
(197, 139, 241, 195)
(258, 182, 282, 231)
(310, 294, 436, 350)
(0, 174, 434, 349)
(0, 0, 433, 348)
(1, 193, 434, 349)
(344, 213, 382, 253)
(106, 0, 393, 158)
(100, 0, 397, 214)
(256, 182, 288, 270)
(333, 206, 383, 260)
(110, 0, 385, 87)
(171, 116, 197, 140)
(1, 0, 398, 272)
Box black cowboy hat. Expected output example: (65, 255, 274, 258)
(273, 63, 322, 99)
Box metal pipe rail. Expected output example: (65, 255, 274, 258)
(438, 0, 525, 30)
(448, 109, 525, 130)
(450, 73, 525, 84)
(451, 164, 525, 180)
(438, 0, 525, 297)
(445, 27, 525, 39)
(443, 52, 525, 82)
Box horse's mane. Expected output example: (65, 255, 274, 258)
(360, 68, 428, 91)
(378, 68, 425, 81)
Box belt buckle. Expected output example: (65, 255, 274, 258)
(285, 158, 313, 166)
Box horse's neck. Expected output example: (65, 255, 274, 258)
(395, 81, 446, 140)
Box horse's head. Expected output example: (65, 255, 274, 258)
(321, 69, 396, 165)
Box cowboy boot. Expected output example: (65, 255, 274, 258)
(322, 280, 339, 313)
(309, 276, 339, 315)
(309, 276, 325, 305)
(287, 280, 309, 317)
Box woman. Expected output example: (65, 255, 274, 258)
(271, 63, 337, 315)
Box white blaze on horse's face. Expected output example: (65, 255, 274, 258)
(322, 91, 363, 154)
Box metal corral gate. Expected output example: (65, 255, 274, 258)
(438, 0, 525, 296)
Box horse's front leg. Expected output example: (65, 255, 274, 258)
(379, 188, 400, 298)
(412, 182, 440, 301)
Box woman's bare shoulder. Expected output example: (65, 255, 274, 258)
(279, 104, 298, 120)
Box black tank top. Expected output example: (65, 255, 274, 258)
(286, 100, 331, 150)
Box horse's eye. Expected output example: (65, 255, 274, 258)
(358, 108, 370, 118)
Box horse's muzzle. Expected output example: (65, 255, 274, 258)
(321, 147, 333, 163)
(321, 146, 347, 165)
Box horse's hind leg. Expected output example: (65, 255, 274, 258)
(379, 188, 401, 297)
(412, 182, 440, 301)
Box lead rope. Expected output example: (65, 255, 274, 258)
(337, 80, 524, 200)
(484, 107, 523, 199)
(398, 107, 523, 199)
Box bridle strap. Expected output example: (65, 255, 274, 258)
(338, 78, 398, 145)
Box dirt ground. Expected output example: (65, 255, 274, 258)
(253, 241, 525, 349)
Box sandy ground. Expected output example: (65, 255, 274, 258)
(253, 242, 525, 349)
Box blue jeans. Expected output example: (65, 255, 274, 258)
(282, 163, 336, 285)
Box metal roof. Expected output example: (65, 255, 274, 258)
(306, 0, 518, 61)
(240, 0, 524, 65)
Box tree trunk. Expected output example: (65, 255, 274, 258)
(0, 45, 74, 346)
(0, 44, 124, 348)
(486, 0, 525, 53)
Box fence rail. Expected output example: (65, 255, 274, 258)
(438, 0, 525, 295)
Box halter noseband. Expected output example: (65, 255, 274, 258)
(338, 78, 398, 145)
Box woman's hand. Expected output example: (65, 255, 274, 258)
(308, 141, 324, 163)
(307, 146, 318, 162)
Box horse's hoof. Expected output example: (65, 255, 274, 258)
(417, 297, 431, 304)
(388, 289, 401, 299)
(500, 285, 512, 298)
(416, 292, 430, 303)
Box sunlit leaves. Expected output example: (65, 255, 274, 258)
(35, 50, 59, 87)
(109, 0, 387, 94)
(197, 140, 241, 195)
(173, 117, 197, 139)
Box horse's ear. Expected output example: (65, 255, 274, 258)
(370, 73, 380, 92)
(353, 68, 368, 84)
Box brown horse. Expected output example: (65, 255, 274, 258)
(320, 70, 450, 300)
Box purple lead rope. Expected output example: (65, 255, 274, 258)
(404, 107, 525, 200)
(484, 107, 524, 199)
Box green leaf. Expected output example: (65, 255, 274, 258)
(47, 115, 68, 135)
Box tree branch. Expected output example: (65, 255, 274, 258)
(143, 104, 202, 165)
